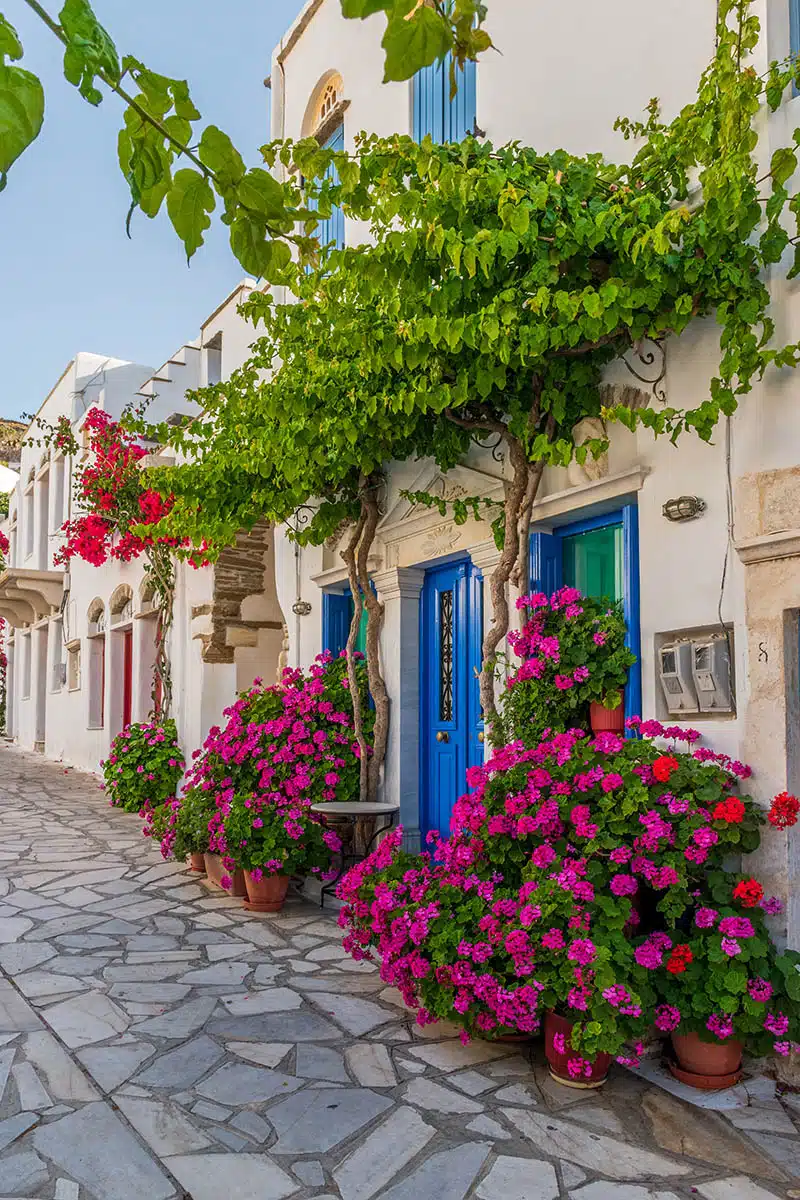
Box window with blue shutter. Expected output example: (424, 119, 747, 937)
(792, 0, 800, 59)
(322, 588, 367, 658)
(310, 124, 345, 253)
(412, 55, 476, 144)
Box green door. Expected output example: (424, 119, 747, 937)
(561, 523, 623, 602)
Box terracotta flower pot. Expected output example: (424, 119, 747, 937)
(243, 871, 290, 914)
(590, 701, 625, 733)
(188, 852, 206, 873)
(669, 1031, 743, 1090)
(203, 852, 247, 898)
(544, 1011, 611, 1089)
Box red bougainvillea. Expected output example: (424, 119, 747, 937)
(53, 409, 182, 567)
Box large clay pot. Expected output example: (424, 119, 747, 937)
(669, 1031, 743, 1090)
(244, 871, 290, 913)
(188, 852, 206, 873)
(590, 701, 625, 733)
(544, 1011, 611, 1089)
(203, 852, 247, 898)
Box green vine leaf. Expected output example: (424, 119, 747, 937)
(0, 61, 44, 190)
(381, 5, 452, 83)
(166, 167, 215, 261)
(0, 13, 23, 61)
(59, 0, 120, 105)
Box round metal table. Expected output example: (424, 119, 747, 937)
(310, 801, 401, 907)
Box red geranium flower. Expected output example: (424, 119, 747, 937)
(733, 878, 764, 908)
(713, 796, 745, 824)
(665, 944, 693, 974)
(652, 755, 680, 783)
(768, 792, 799, 830)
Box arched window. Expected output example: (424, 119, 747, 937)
(303, 72, 347, 254)
(87, 600, 106, 636)
(139, 579, 156, 615)
(87, 599, 106, 728)
(110, 584, 134, 625)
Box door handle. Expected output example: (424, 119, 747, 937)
(436, 731, 449, 743)
(478, 732, 485, 743)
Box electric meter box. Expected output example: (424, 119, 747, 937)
(658, 642, 699, 714)
(691, 636, 734, 713)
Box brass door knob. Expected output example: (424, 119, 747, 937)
(436, 731, 449, 743)
(478, 731, 485, 743)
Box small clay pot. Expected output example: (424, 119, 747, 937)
(669, 1031, 743, 1090)
(203, 852, 247, 898)
(243, 871, 290, 913)
(589, 701, 625, 734)
(544, 1011, 611, 1089)
(188, 852, 206, 873)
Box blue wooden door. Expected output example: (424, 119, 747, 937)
(421, 559, 483, 837)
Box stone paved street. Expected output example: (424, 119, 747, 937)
(0, 744, 799, 1200)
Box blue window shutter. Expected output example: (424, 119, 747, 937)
(529, 532, 561, 597)
(322, 592, 351, 658)
(413, 55, 476, 143)
(792, 0, 800, 57)
(622, 504, 642, 729)
(311, 125, 345, 253)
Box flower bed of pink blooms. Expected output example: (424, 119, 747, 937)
(159, 652, 369, 887)
(338, 591, 800, 1077)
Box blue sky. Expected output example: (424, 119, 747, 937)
(0, 0, 305, 419)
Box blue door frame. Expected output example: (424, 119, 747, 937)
(529, 505, 642, 725)
(419, 557, 483, 838)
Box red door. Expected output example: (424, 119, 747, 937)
(122, 630, 133, 730)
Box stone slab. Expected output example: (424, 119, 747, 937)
(195, 1062, 304, 1106)
(33, 1101, 175, 1200)
(43, 992, 129, 1048)
(77, 1042, 156, 1091)
(404, 1078, 483, 1114)
(268, 1087, 394, 1154)
(208, 1010, 340, 1043)
(380, 1142, 491, 1200)
(503, 1109, 691, 1180)
(333, 1105, 435, 1200)
(23, 1031, 98, 1101)
(219, 987, 302, 1016)
(115, 1094, 213, 1155)
(345, 1043, 397, 1088)
(309, 992, 395, 1035)
(133, 1033, 224, 1088)
(164, 1152, 298, 1200)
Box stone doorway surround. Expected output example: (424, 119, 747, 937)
(735, 467, 800, 968)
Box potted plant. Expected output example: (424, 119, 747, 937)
(101, 719, 185, 815)
(496, 588, 636, 745)
(222, 790, 339, 911)
(171, 653, 370, 901)
(647, 875, 800, 1088)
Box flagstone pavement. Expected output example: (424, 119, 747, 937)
(0, 745, 799, 1200)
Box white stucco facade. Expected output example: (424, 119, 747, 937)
(0, 284, 288, 781)
(268, 0, 800, 943)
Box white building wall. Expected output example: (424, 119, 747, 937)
(269, 0, 800, 936)
(2, 283, 270, 776)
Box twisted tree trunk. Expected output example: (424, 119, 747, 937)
(357, 486, 389, 803)
(341, 510, 369, 802)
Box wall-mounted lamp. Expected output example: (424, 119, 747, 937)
(292, 599, 312, 617)
(662, 495, 706, 523)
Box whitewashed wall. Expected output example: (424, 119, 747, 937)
(270, 0, 800, 940)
